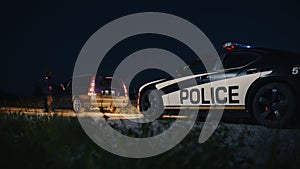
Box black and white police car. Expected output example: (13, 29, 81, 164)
(137, 42, 300, 127)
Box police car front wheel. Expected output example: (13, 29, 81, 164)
(252, 83, 296, 128)
(140, 89, 164, 120)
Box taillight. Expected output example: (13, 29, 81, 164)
(88, 76, 96, 96)
(122, 81, 128, 97)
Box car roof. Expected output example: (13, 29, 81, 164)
(223, 47, 299, 59)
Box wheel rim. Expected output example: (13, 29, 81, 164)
(256, 88, 289, 122)
(73, 98, 81, 113)
(140, 90, 163, 117)
(141, 92, 156, 113)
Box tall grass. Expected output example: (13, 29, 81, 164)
(0, 112, 299, 169)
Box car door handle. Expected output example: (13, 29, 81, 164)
(246, 69, 258, 74)
(201, 75, 210, 79)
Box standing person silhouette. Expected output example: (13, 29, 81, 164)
(42, 70, 53, 112)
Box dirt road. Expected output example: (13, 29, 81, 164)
(0, 106, 187, 120)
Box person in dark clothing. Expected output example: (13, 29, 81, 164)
(42, 70, 54, 112)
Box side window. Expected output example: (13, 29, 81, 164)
(97, 78, 112, 89)
(222, 52, 259, 69)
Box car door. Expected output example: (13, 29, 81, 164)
(211, 51, 262, 105)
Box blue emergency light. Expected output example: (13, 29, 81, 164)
(223, 42, 253, 50)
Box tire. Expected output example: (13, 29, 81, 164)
(73, 96, 84, 113)
(140, 89, 164, 120)
(251, 82, 296, 128)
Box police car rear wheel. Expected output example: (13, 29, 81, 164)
(252, 83, 295, 128)
(140, 90, 164, 120)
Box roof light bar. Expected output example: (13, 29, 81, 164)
(223, 42, 253, 50)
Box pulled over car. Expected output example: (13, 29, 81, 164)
(55, 75, 129, 113)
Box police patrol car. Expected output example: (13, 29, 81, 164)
(137, 42, 300, 127)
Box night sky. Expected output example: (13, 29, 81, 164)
(1, 0, 299, 96)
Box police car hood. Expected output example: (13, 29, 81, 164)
(154, 71, 222, 90)
(139, 70, 224, 93)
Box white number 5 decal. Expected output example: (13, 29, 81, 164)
(292, 66, 299, 75)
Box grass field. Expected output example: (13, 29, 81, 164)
(0, 111, 299, 169)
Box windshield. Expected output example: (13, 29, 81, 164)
(212, 53, 226, 71)
(179, 52, 225, 74)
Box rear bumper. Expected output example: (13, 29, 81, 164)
(77, 95, 129, 108)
